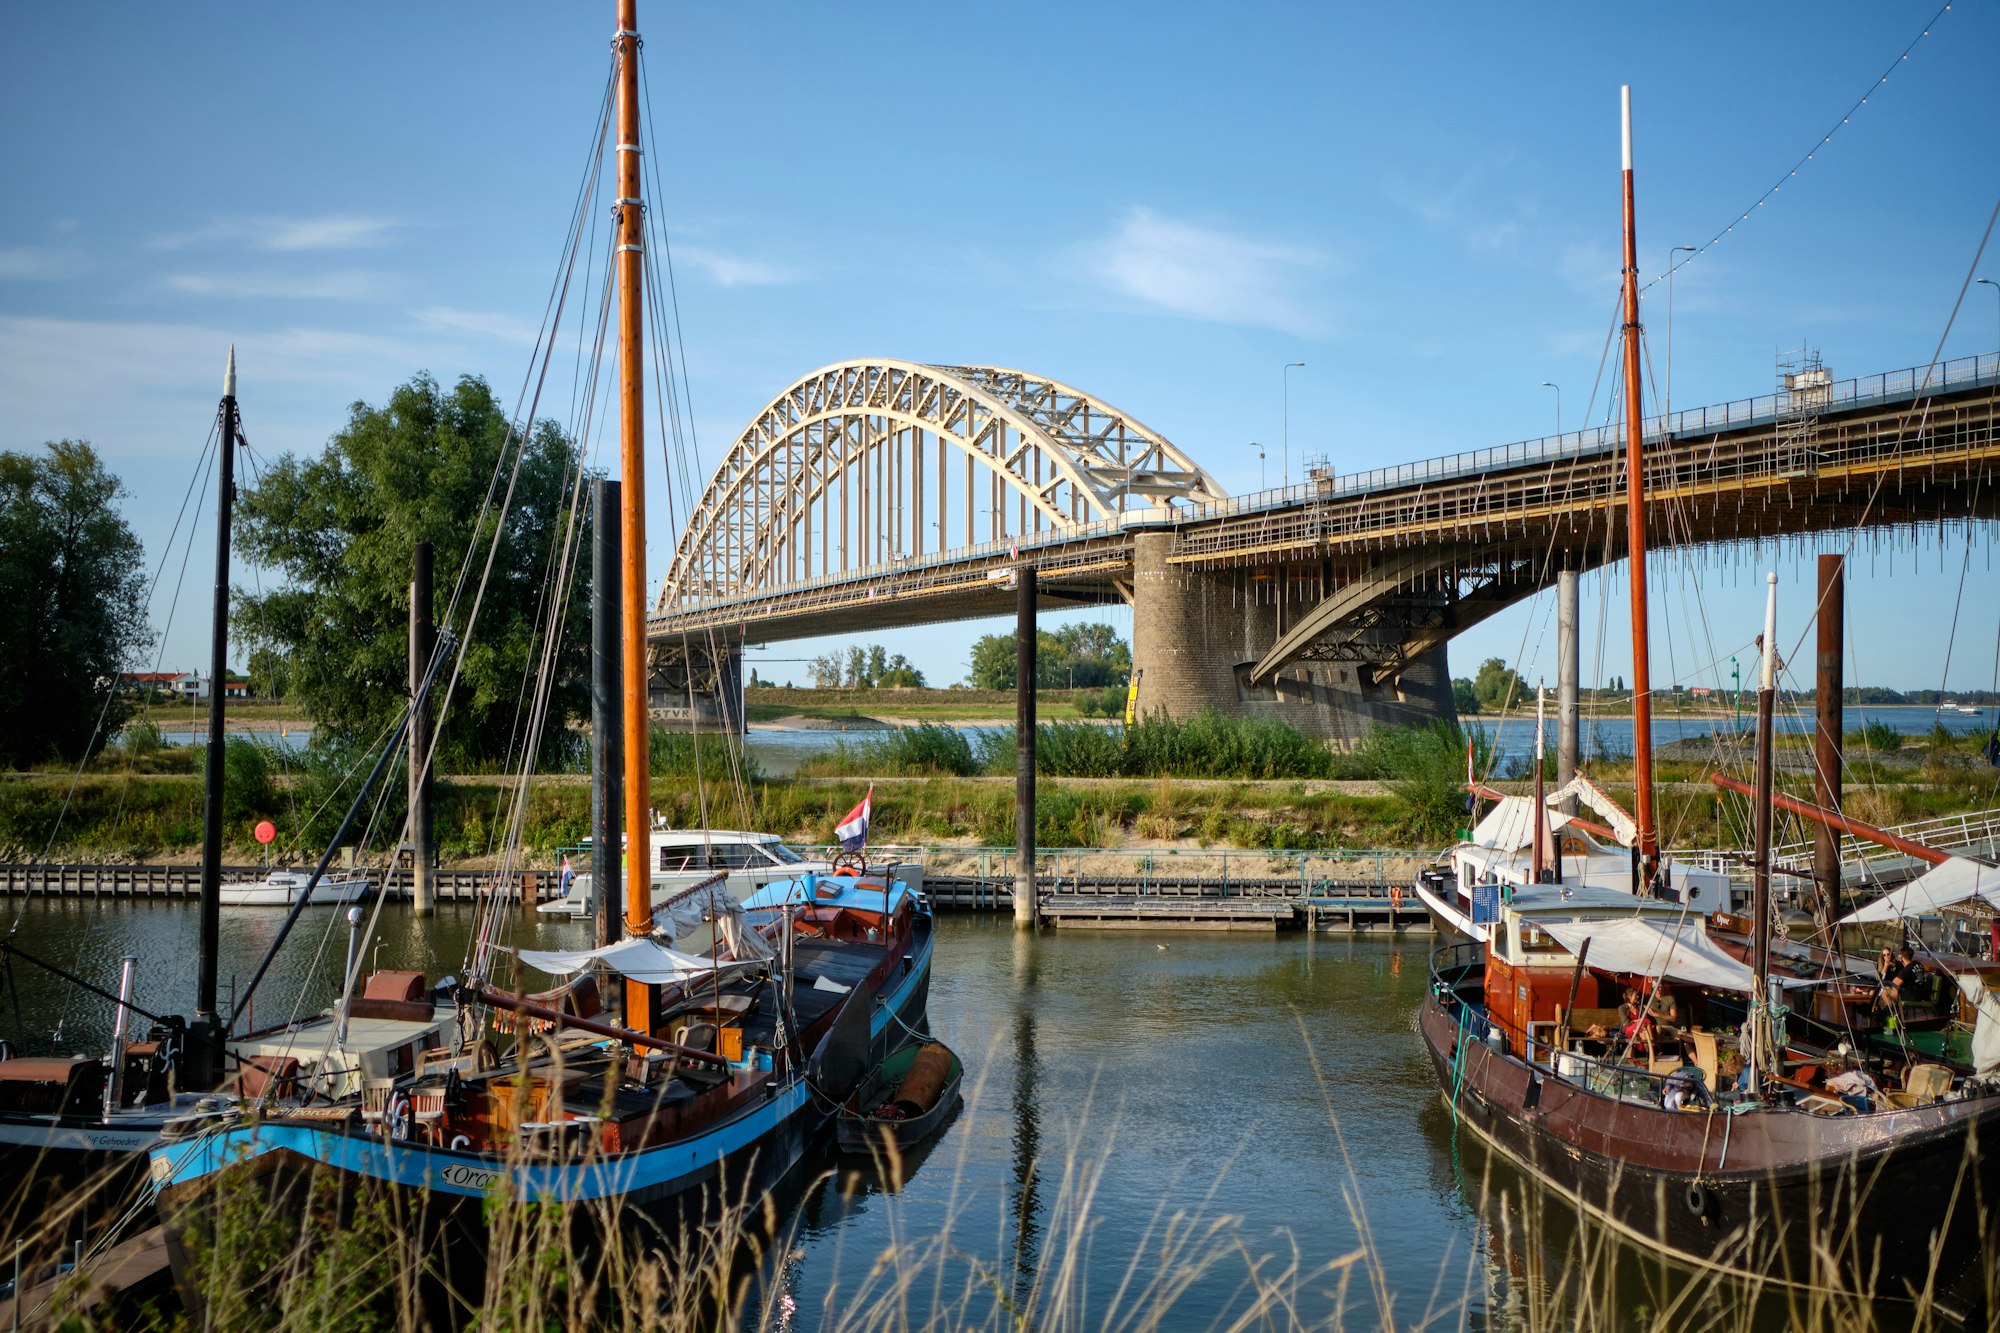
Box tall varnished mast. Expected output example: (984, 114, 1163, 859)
(615, 0, 656, 1032)
(1620, 87, 1660, 884)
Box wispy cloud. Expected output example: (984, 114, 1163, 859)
(412, 306, 539, 345)
(1383, 154, 1536, 257)
(1557, 240, 1617, 296)
(0, 246, 80, 280)
(1081, 209, 1331, 337)
(673, 244, 798, 288)
(163, 269, 393, 301)
(146, 213, 400, 253)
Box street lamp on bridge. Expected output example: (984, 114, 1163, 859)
(1248, 441, 1266, 491)
(1281, 362, 1304, 490)
(1540, 381, 1561, 437)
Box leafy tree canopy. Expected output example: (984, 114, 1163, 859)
(807, 644, 925, 689)
(1471, 657, 1524, 713)
(0, 440, 150, 767)
(966, 622, 1132, 690)
(234, 373, 587, 767)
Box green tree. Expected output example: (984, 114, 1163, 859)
(878, 653, 924, 688)
(234, 373, 586, 767)
(1452, 677, 1480, 715)
(1472, 657, 1523, 713)
(0, 440, 150, 767)
(968, 633, 1016, 689)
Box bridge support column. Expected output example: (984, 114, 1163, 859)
(1014, 566, 1038, 929)
(1130, 529, 1456, 742)
(649, 640, 744, 734)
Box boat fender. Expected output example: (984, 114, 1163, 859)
(389, 1094, 411, 1142)
(450, 1134, 471, 1151)
(1685, 1182, 1714, 1224)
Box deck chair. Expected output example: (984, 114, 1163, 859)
(359, 1077, 397, 1131)
(1688, 1032, 1720, 1091)
(1885, 1062, 1953, 1109)
(672, 1022, 728, 1088)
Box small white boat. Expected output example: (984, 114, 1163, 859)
(219, 869, 372, 907)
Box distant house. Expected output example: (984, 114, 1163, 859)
(119, 668, 207, 700)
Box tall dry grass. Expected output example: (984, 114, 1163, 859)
(10, 1038, 1993, 1331)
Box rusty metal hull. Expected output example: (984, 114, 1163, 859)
(1419, 994, 2000, 1316)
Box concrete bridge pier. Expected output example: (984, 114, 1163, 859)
(1129, 529, 1456, 744)
(649, 639, 744, 733)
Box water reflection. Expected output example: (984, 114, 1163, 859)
(1009, 925, 1042, 1300)
(0, 902, 1828, 1327)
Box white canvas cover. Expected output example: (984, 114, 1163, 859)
(1546, 774, 1639, 848)
(517, 937, 755, 986)
(1471, 796, 1574, 854)
(1840, 857, 1998, 924)
(1956, 974, 2000, 1079)
(1537, 916, 1761, 992)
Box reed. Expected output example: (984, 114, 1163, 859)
(8, 1043, 1989, 1331)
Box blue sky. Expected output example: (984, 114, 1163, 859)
(3, 3, 1996, 698)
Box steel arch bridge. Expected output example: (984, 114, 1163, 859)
(656, 360, 1225, 618)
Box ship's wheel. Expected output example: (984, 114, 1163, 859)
(829, 850, 867, 877)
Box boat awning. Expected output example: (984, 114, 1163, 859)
(1537, 916, 1761, 992)
(516, 938, 755, 986)
(1840, 857, 1999, 925)
(1470, 797, 1576, 853)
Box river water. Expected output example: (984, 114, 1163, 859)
(741, 704, 1989, 776)
(0, 899, 1857, 1329)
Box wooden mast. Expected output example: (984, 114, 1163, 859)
(192, 347, 239, 1086)
(1748, 572, 1779, 1091)
(614, 0, 656, 1034)
(1619, 86, 1660, 886)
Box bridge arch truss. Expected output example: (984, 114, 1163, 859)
(658, 360, 1225, 616)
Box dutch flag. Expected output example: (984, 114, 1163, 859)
(836, 786, 873, 851)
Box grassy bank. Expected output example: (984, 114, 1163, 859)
(5, 713, 1992, 864)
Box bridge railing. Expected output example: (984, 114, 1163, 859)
(654, 514, 1129, 622)
(1191, 351, 2000, 522)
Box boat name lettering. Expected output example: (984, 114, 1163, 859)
(438, 1164, 500, 1190)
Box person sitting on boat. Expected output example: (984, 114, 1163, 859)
(1875, 947, 1930, 1015)
(1645, 986, 1682, 1044)
(1718, 1048, 1750, 1097)
(1824, 1056, 1882, 1115)
(1659, 1064, 1711, 1111)
(1616, 987, 1655, 1059)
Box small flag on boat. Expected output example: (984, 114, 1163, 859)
(837, 786, 873, 850)
(559, 855, 574, 894)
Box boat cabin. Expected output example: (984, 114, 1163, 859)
(229, 970, 455, 1101)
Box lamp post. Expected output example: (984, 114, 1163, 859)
(1540, 382, 1561, 437)
(1979, 278, 1999, 362)
(1282, 362, 1304, 490)
(1666, 245, 1696, 418)
(1248, 441, 1266, 491)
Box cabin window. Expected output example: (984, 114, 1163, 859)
(391, 1044, 415, 1077)
(765, 842, 803, 865)
(659, 845, 699, 873)
(1518, 922, 1567, 959)
(711, 843, 766, 870)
